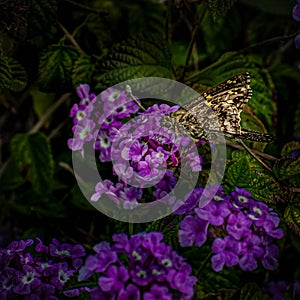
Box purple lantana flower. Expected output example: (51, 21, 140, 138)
(179, 215, 209, 247)
(67, 118, 95, 156)
(178, 186, 283, 272)
(0, 238, 86, 299)
(78, 232, 197, 299)
(211, 236, 240, 272)
(69, 85, 204, 209)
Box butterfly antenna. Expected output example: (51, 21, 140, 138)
(126, 85, 146, 111)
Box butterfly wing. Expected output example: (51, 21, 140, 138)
(183, 73, 252, 136)
(167, 73, 274, 142)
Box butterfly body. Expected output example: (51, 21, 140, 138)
(168, 73, 274, 142)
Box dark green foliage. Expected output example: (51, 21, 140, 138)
(206, 0, 238, 18)
(281, 141, 300, 157)
(284, 196, 300, 236)
(38, 44, 80, 92)
(27, 0, 58, 38)
(0, 0, 300, 298)
(225, 156, 251, 187)
(200, 7, 241, 61)
(72, 55, 96, 87)
(0, 0, 30, 32)
(0, 55, 27, 92)
(146, 214, 181, 247)
(95, 34, 172, 88)
(10, 132, 54, 194)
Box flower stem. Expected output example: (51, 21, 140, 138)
(195, 252, 212, 278)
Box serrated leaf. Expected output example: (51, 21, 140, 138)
(281, 141, 300, 158)
(146, 215, 180, 247)
(10, 132, 54, 194)
(27, 0, 57, 37)
(0, 56, 27, 92)
(7, 58, 28, 92)
(0, 159, 25, 191)
(225, 157, 251, 187)
(284, 197, 300, 237)
(239, 282, 269, 300)
(199, 264, 240, 292)
(38, 44, 80, 92)
(95, 34, 172, 88)
(231, 149, 266, 172)
(273, 158, 300, 181)
(72, 55, 96, 88)
(245, 172, 281, 204)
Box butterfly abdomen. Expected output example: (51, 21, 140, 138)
(237, 129, 275, 142)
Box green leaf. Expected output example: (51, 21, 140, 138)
(10, 132, 55, 194)
(239, 282, 269, 300)
(27, 0, 57, 39)
(30, 87, 56, 124)
(95, 34, 172, 88)
(245, 172, 281, 204)
(198, 262, 240, 292)
(225, 150, 281, 203)
(0, 159, 25, 191)
(125, 2, 165, 36)
(225, 156, 251, 187)
(146, 215, 180, 247)
(38, 44, 80, 92)
(72, 55, 96, 88)
(0, 56, 27, 92)
(70, 185, 95, 211)
(206, 0, 238, 18)
(273, 157, 300, 183)
(284, 196, 300, 237)
(281, 141, 300, 158)
(201, 6, 241, 60)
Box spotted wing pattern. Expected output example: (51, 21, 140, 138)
(168, 73, 274, 142)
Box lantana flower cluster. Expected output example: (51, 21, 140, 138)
(68, 84, 203, 207)
(78, 231, 197, 300)
(0, 238, 86, 299)
(177, 186, 284, 272)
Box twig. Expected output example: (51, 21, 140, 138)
(289, 187, 300, 193)
(239, 30, 300, 54)
(30, 93, 71, 134)
(236, 139, 273, 173)
(58, 22, 86, 55)
(63, 0, 109, 15)
(59, 161, 91, 192)
(225, 140, 278, 161)
(178, 6, 207, 82)
(178, 25, 200, 82)
(48, 119, 69, 140)
(195, 252, 212, 278)
(0, 93, 71, 177)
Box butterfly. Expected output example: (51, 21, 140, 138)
(167, 73, 274, 142)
